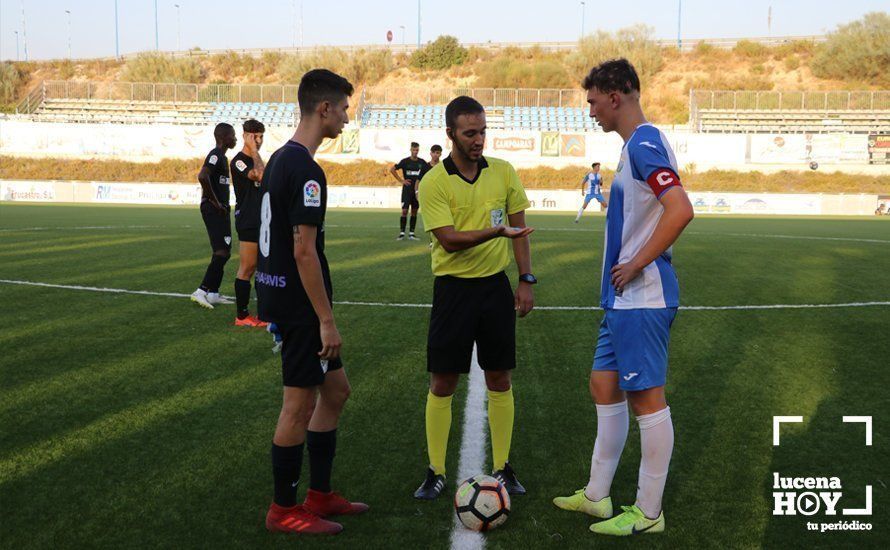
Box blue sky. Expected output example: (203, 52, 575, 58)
(1, 0, 886, 61)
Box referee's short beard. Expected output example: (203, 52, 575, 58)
(449, 133, 482, 162)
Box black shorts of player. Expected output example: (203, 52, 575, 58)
(280, 323, 344, 387)
(427, 271, 516, 374)
(236, 225, 259, 243)
(200, 201, 232, 251)
(401, 183, 419, 210)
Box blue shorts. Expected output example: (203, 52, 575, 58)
(592, 307, 678, 391)
(585, 193, 605, 203)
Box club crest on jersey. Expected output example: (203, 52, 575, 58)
(490, 208, 505, 227)
(616, 160, 624, 174)
(304, 180, 321, 207)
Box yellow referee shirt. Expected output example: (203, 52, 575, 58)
(418, 155, 531, 278)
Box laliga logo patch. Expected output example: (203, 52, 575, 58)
(655, 170, 675, 187)
(304, 180, 321, 207)
(208, 154, 218, 165)
(235, 159, 248, 172)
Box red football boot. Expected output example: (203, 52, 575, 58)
(303, 489, 370, 517)
(265, 503, 343, 535)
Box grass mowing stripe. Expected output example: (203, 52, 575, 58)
(450, 346, 487, 550)
(1, 279, 888, 312)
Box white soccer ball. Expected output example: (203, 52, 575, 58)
(454, 474, 511, 531)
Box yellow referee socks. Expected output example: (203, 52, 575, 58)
(487, 388, 515, 471)
(425, 391, 453, 475)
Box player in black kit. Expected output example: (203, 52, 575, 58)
(191, 123, 236, 309)
(257, 69, 368, 535)
(390, 142, 430, 241)
(230, 119, 268, 327)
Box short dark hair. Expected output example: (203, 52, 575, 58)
(582, 58, 640, 94)
(430, 144, 442, 152)
(243, 119, 265, 133)
(410, 142, 420, 148)
(214, 122, 234, 140)
(592, 162, 600, 168)
(445, 96, 485, 129)
(298, 68, 354, 114)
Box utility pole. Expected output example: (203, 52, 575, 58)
(20, 0, 29, 62)
(768, 6, 772, 37)
(14, 30, 20, 61)
(66, 9, 72, 59)
(400, 25, 406, 45)
(174, 3, 181, 50)
(300, 1, 304, 48)
(417, 0, 421, 48)
(677, 0, 682, 50)
(114, 0, 120, 59)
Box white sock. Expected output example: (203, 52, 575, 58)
(634, 407, 673, 519)
(576, 207, 584, 219)
(585, 401, 629, 501)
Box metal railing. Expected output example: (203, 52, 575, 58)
(130, 35, 826, 59)
(362, 87, 587, 109)
(36, 80, 300, 104)
(691, 90, 890, 112)
(14, 83, 46, 114)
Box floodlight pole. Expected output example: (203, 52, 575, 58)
(66, 10, 72, 59)
(580, 2, 585, 38)
(400, 25, 406, 45)
(114, 0, 120, 59)
(154, 0, 159, 51)
(174, 4, 181, 51)
(417, 0, 421, 48)
(14, 30, 20, 61)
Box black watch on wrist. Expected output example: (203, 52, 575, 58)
(519, 273, 538, 285)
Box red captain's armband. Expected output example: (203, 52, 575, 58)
(646, 168, 682, 198)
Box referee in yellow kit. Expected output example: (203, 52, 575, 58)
(413, 96, 536, 500)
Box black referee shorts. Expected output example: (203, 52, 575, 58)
(427, 271, 516, 374)
(401, 184, 419, 210)
(200, 201, 232, 252)
(280, 323, 344, 388)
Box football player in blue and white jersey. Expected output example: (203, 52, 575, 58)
(553, 59, 694, 537)
(574, 162, 607, 222)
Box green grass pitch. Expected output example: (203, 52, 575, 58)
(0, 202, 887, 549)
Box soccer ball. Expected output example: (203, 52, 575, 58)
(454, 475, 511, 531)
(809, 161, 819, 170)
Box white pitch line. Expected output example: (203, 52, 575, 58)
(450, 345, 487, 550)
(0, 225, 192, 233)
(1, 279, 889, 312)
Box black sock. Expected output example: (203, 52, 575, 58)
(307, 429, 337, 493)
(409, 215, 417, 233)
(200, 254, 229, 293)
(234, 278, 251, 318)
(399, 216, 407, 233)
(271, 443, 304, 507)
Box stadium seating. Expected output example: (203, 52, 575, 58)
(696, 109, 890, 134)
(361, 104, 597, 131)
(29, 98, 299, 126)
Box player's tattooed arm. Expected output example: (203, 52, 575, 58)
(292, 225, 302, 246)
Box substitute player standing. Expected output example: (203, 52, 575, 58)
(256, 69, 368, 535)
(414, 96, 536, 499)
(553, 59, 694, 536)
(231, 118, 268, 326)
(428, 144, 442, 167)
(574, 162, 607, 222)
(390, 142, 430, 240)
(191, 123, 237, 309)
